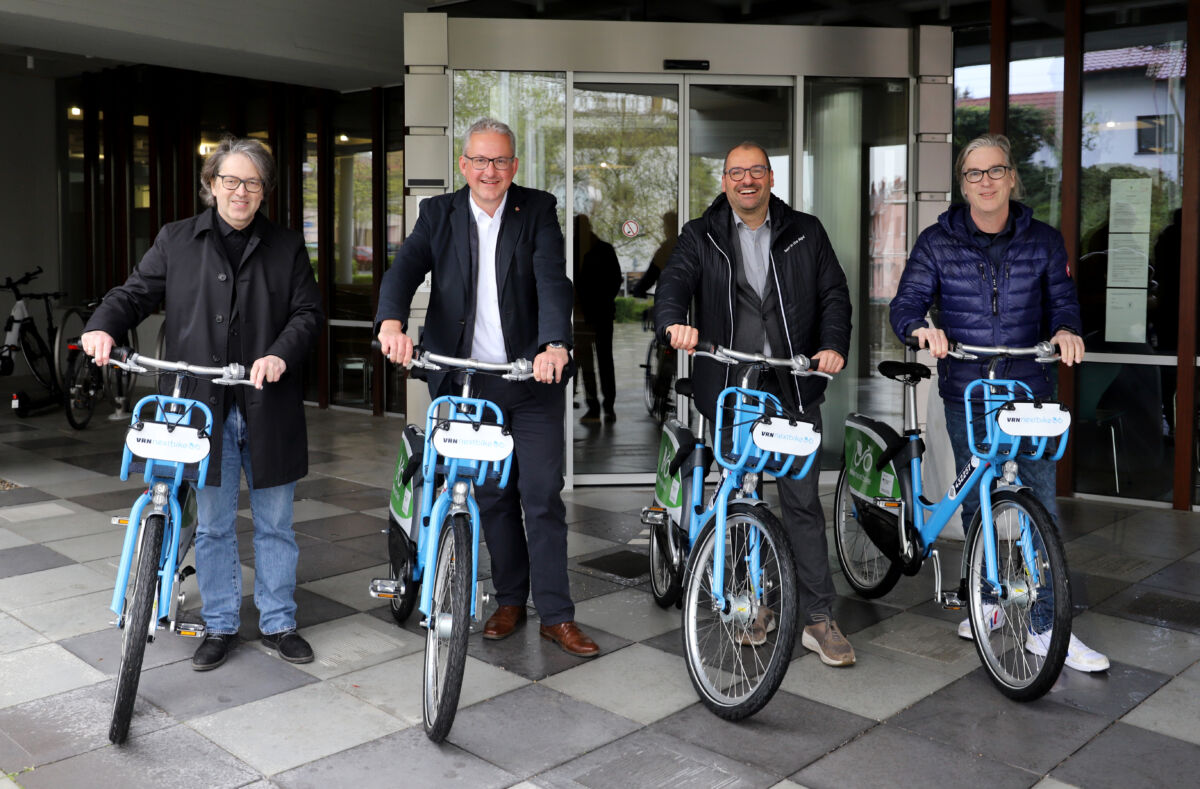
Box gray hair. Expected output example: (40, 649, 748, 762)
(199, 135, 276, 207)
(955, 133, 1024, 200)
(461, 118, 516, 157)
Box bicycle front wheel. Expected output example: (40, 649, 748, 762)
(833, 464, 901, 598)
(109, 513, 164, 744)
(965, 489, 1070, 701)
(682, 501, 797, 720)
(64, 350, 102, 430)
(19, 323, 56, 391)
(422, 512, 471, 742)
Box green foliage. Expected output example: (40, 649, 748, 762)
(614, 296, 651, 324)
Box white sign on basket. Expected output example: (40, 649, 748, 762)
(432, 421, 514, 462)
(125, 422, 210, 464)
(997, 402, 1071, 437)
(750, 419, 820, 457)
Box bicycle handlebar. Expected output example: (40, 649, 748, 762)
(904, 334, 1060, 364)
(693, 342, 833, 380)
(106, 347, 255, 386)
(1, 266, 43, 290)
(369, 340, 534, 381)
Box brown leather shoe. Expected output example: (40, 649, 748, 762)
(539, 621, 599, 658)
(483, 605, 526, 640)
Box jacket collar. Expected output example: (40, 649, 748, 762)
(703, 193, 792, 244)
(193, 207, 270, 246)
(450, 184, 527, 293)
(941, 200, 1033, 242)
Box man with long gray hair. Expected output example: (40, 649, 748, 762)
(82, 135, 323, 671)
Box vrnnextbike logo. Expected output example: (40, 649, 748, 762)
(658, 443, 673, 479)
(134, 436, 201, 450)
(852, 441, 873, 472)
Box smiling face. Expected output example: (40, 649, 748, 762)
(458, 131, 518, 216)
(721, 145, 774, 226)
(960, 146, 1015, 230)
(210, 153, 263, 230)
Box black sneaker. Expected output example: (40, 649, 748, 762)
(192, 633, 237, 671)
(261, 629, 314, 664)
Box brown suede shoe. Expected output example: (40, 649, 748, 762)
(483, 605, 527, 640)
(539, 621, 599, 658)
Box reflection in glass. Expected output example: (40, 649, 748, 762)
(804, 78, 908, 467)
(572, 82, 679, 475)
(332, 91, 373, 323)
(688, 85, 791, 221)
(384, 85, 405, 414)
(1073, 7, 1185, 503)
(330, 325, 375, 408)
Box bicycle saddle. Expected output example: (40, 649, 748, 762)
(675, 377, 693, 398)
(878, 360, 930, 383)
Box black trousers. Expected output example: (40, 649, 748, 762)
(575, 319, 616, 410)
(472, 375, 574, 625)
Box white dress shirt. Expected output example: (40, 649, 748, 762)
(469, 192, 509, 363)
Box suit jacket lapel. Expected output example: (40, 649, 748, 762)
(449, 188, 473, 297)
(495, 186, 523, 294)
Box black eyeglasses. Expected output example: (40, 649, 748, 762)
(463, 155, 515, 171)
(215, 174, 264, 193)
(962, 165, 1012, 183)
(723, 165, 770, 181)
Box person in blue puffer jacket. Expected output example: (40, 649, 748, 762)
(889, 133, 1109, 673)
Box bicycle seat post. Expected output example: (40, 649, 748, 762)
(903, 345, 920, 434)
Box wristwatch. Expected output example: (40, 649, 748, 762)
(547, 342, 566, 349)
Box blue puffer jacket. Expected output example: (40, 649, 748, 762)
(889, 201, 1082, 400)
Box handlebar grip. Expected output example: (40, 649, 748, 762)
(370, 339, 382, 351)
(110, 346, 133, 363)
(903, 334, 922, 350)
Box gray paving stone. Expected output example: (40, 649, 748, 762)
(273, 726, 517, 789)
(1096, 584, 1200, 635)
(0, 643, 107, 709)
(794, 722, 1036, 789)
(536, 728, 779, 789)
(448, 684, 640, 777)
(1051, 722, 1200, 788)
(1041, 659, 1169, 720)
(1121, 672, 1200, 746)
(0, 544, 74, 579)
(0, 681, 174, 767)
(16, 723, 259, 789)
(60, 623, 198, 676)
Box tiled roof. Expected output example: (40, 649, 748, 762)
(1084, 44, 1186, 79)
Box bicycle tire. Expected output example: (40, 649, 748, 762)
(833, 464, 902, 598)
(964, 489, 1070, 701)
(109, 513, 165, 744)
(422, 512, 471, 742)
(643, 338, 659, 417)
(54, 306, 90, 390)
(64, 350, 102, 430)
(19, 323, 56, 392)
(681, 501, 797, 720)
(648, 471, 690, 609)
(387, 518, 420, 625)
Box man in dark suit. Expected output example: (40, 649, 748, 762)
(375, 117, 598, 658)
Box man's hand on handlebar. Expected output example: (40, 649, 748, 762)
(377, 319, 414, 367)
(1052, 329, 1085, 366)
(811, 349, 845, 375)
(249, 355, 286, 389)
(665, 324, 699, 353)
(912, 327, 950, 359)
(80, 330, 116, 366)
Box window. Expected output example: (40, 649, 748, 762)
(1136, 114, 1175, 154)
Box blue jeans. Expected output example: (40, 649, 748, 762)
(944, 399, 1057, 632)
(196, 405, 299, 635)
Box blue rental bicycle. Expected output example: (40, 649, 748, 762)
(370, 348, 532, 742)
(102, 348, 253, 743)
(642, 344, 826, 720)
(833, 340, 1072, 700)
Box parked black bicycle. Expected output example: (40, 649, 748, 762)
(2, 267, 67, 416)
(60, 302, 140, 429)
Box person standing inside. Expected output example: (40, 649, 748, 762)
(573, 214, 622, 423)
(890, 132, 1108, 672)
(82, 135, 324, 670)
(654, 141, 856, 667)
(376, 117, 598, 658)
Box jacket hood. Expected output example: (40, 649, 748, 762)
(938, 200, 1034, 242)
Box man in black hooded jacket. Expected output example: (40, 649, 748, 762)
(654, 141, 855, 666)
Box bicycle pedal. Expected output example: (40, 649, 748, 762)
(369, 578, 400, 599)
(111, 516, 129, 526)
(172, 621, 206, 638)
(940, 591, 966, 610)
(641, 506, 666, 527)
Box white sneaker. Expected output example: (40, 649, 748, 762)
(957, 604, 1005, 640)
(1025, 630, 1111, 673)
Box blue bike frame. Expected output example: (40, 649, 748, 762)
(681, 385, 819, 610)
(905, 377, 1068, 595)
(415, 393, 514, 621)
(110, 393, 213, 622)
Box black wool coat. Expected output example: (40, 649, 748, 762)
(86, 208, 323, 488)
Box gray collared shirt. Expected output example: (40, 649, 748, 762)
(735, 216, 771, 299)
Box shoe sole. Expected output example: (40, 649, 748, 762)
(539, 630, 599, 658)
(801, 630, 855, 667)
(1024, 638, 1110, 673)
(191, 656, 227, 672)
(261, 643, 315, 664)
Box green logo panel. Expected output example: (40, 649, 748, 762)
(843, 425, 901, 500)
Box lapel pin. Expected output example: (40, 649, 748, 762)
(515, 206, 520, 212)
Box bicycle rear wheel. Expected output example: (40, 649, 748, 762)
(387, 518, 420, 625)
(833, 464, 902, 598)
(19, 323, 56, 391)
(682, 501, 797, 720)
(64, 350, 102, 430)
(109, 513, 164, 744)
(54, 306, 89, 390)
(965, 489, 1070, 701)
(422, 513, 471, 742)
